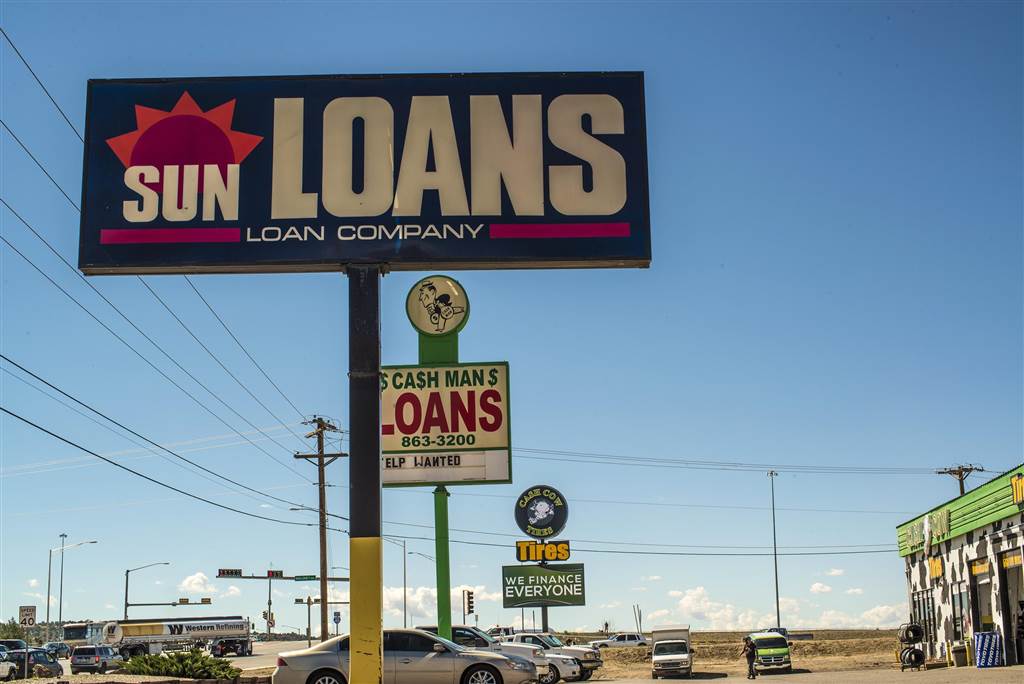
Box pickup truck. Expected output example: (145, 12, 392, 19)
(650, 625, 692, 679)
(500, 632, 602, 681)
(415, 625, 550, 680)
(589, 632, 648, 649)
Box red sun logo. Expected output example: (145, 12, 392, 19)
(106, 91, 263, 190)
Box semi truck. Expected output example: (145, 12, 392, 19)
(650, 625, 692, 679)
(101, 616, 252, 659)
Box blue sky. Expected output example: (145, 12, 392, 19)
(1, 0, 1020, 634)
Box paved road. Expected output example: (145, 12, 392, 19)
(234, 639, 310, 671)
(231, 645, 1022, 682)
(616, 666, 1021, 682)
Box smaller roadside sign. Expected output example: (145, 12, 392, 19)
(18, 606, 36, 627)
(515, 539, 570, 562)
(333, 611, 341, 625)
(502, 563, 585, 608)
(381, 362, 510, 486)
(294, 575, 317, 581)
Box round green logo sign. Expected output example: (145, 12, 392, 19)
(406, 275, 470, 337)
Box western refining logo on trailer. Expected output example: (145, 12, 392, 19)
(79, 72, 650, 274)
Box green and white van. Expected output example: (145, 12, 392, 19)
(748, 632, 792, 672)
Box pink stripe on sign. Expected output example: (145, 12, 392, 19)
(100, 228, 241, 244)
(490, 222, 630, 239)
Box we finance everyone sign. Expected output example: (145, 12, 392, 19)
(79, 72, 650, 274)
(502, 563, 586, 608)
(381, 362, 510, 485)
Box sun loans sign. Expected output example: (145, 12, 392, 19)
(80, 72, 649, 274)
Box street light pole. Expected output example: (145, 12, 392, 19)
(124, 562, 171, 619)
(57, 533, 67, 626)
(768, 470, 781, 629)
(45, 539, 98, 640)
(403, 540, 407, 629)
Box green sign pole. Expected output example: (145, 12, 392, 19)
(421, 330, 458, 640)
(405, 275, 470, 641)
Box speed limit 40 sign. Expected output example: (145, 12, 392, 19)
(19, 606, 36, 627)
(381, 362, 510, 486)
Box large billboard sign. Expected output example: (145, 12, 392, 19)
(79, 72, 650, 274)
(381, 362, 510, 486)
(502, 563, 586, 608)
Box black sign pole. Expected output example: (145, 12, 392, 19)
(348, 265, 383, 683)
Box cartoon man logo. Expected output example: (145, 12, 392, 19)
(418, 280, 465, 333)
(527, 499, 556, 527)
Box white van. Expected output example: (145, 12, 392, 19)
(650, 625, 692, 679)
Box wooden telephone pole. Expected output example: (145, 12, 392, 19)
(936, 464, 985, 496)
(295, 416, 345, 641)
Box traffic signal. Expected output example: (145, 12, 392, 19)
(262, 610, 268, 620)
(465, 590, 475, 616)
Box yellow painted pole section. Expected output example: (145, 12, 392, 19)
(349, 536, 383, 684)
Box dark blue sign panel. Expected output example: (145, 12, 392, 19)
(79, 72, 650, 274)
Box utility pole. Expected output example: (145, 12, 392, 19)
(57, 533, 67, 628)
(295, 416, 345, 642)
(768, 471, 780, 629)
(936, 464, 985, 496)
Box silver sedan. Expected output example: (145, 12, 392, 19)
(272, 629, 538, 684)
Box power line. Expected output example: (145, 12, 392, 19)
(0, 406, 318, 528)
(396, 489, 914, 516)
(0, 119, 310, 452)
(183, 276, 306, 419)
(0, 27, 84, 142)
(0, 118, 80, 210)
(0, 354, 313, 510)
(377, 533, 895, 557)
(136, 277, 308, 449)
(514, 447, 941, 475)
(0, 364, 288, 507)
(0, 223, 311, 483)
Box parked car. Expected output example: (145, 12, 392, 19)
(416, 625, 550, 681)
(272, 629, 537, 684)
(0, 644, 25, 654)
(5, 649, 63, 679)
(588, 632, 647, 649)
(42, 642, 71, 659)
(70, 645, 122, 674)
(500, 633, 602, 680)
(748, 632, 792, 673)
(0, 651, 18, 681)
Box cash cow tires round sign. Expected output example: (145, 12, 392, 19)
(515, 484, 569, 539)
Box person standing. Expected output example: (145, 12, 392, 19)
(740, 636, 758, 679)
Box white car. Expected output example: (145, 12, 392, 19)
(416, 624, 549, 679)
(272, 629, 537, 684)
(589, 632, 648, 649)
(0, 651, 19, 681)
(500, 633, 601, 681)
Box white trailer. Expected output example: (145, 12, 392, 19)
(102, 615, 252, 659)
(651, 625, 692, 679)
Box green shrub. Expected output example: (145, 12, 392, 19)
(117, 649, 241, 679)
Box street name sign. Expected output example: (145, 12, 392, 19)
(79, 72, 650, 274)
(501, 564, 585, 608)
(381, 362, 510, 485)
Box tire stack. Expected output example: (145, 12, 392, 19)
(898, 623, 925, 672)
